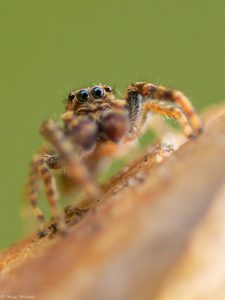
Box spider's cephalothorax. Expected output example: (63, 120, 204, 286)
(64, 85, 130, 145)
(27, 82, 202, 236)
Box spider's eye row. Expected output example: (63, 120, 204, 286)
(104, 85, 112, 93)
(76, 89, 89, 103)
(91, 86, 104, 99)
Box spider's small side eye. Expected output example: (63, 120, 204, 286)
(91, 86, 104, 99)
(68, 92, 75, 101)
(76, 89, 89, 103)
(104, 86, 112, 93)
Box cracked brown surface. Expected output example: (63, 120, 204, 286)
(0, 108, 225, 300)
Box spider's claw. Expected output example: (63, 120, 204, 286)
(59, 227, 68, 237)
(37, 230, 48, 239)
(190, 125, 203, 139)
(196, 125, 204, 135)
(58, 221, 69, 237)
(186, 132, 196, 139)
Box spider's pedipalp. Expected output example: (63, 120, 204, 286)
(99, 109, 130, 142)
(125, 90, 144, 130)
(40, 119, 101, 199)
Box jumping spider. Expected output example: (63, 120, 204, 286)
(28, 82, 202, 235)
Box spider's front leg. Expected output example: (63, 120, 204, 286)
(126, 82, 203, 137)
(28, 153, 67, 236)
(40, 118, 101, 200)
(28, 116, 101, 236)
(144, 101, 194, 138)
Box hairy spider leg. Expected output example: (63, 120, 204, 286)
(28, 154, 67, 235)
(40, 119, 101, 199)
(37, 156, 67, 235)
(28, 156, 46, 232)
(144, 101, 194, 138)
(126, 82, 202, 136)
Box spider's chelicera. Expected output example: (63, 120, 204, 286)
(28, 82, 202, 236)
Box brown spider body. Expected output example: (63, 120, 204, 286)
(27, 82, 202, 236)
(64, 90, 130, 147)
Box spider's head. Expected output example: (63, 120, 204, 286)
(66, 84, 115, 113)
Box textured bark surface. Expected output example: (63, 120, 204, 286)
(0, 106, 225, 300)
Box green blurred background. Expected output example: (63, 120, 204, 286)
(0, 0, 224, 250)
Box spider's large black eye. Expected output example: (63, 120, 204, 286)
(91, 86, 104, 99)
(76, 89, 89, 103)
